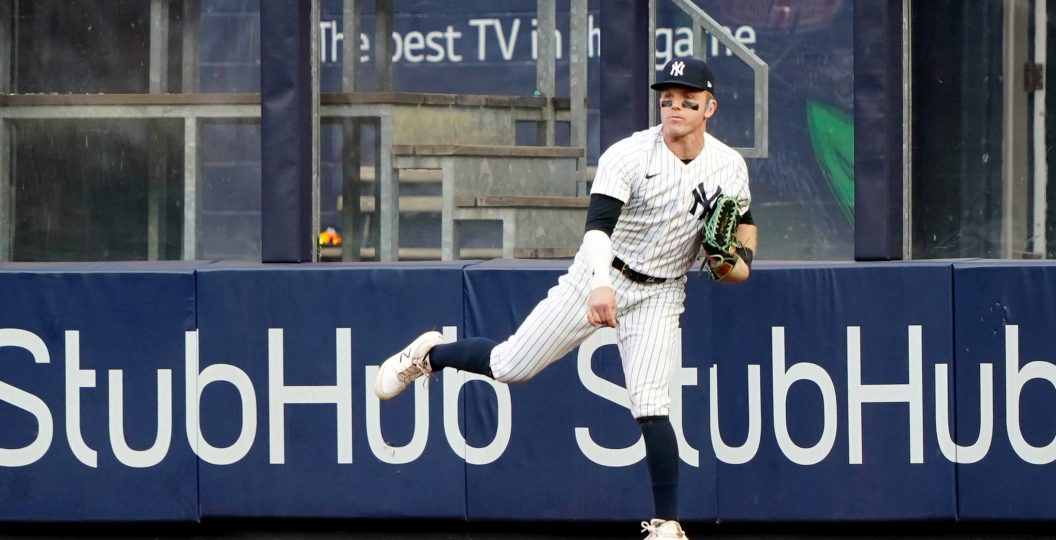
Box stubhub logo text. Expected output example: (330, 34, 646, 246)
(0, 324, 1050, 468)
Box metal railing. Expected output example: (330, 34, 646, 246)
(650, 0, 769, 158)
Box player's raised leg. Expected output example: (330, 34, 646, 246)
(374, 258, 601, 399)
(428, 259, 598, 382)
(485, 260, 599, 383)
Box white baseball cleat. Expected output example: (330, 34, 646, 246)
(641, 519, 689, 539)
(374, 331, 445, 400)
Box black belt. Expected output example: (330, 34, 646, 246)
(612, 257, 667, 284)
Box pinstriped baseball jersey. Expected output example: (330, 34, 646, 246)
(485, 123, 753, 418)
(591, 125, 751, 279)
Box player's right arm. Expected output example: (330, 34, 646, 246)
(582, 194, 624, 327)
(582, 140, 637, 327)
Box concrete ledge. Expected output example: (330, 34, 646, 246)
(319, 246, 502, 260)
(0, 92, 573, 110)
(0, 93, 262, 106)
(323, 92, 573, 110)
(512, 247, 578, 259)
(349, 166, 596, 184)
(392, 144, 584, 158)
(454, 195, 590, 208)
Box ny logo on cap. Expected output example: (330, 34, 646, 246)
(670, 61, 685, 77)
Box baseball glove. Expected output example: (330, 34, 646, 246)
(700, 194, 741, 281)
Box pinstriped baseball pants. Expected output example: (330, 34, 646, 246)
(489, 253, 687, 418)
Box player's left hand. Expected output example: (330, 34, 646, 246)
(586, 286, 617, 327)
(700, 194, 742, 281)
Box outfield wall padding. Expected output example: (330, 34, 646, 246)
(0, 260, 1053, 521)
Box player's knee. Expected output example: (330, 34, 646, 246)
(491, 368, 528, 384)
(631, 402, 671, 420)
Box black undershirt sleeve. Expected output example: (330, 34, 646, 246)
(738, 208, 755, 225)
(584, 194, 624, 236)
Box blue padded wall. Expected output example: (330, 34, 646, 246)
(1, 259, 1055, 522)
(0, 262, 203, 521)
(194, 261, 470, 518)
(953, 261, 1056, 520)
(705, 262, 956, 521)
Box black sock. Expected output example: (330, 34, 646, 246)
(638, 415, 679, 521)
(428, 337, 497, 378)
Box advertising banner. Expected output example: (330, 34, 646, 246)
(194, 262, 470, 518)
(953, 262, 1056, 520)
(0, 263, 202, 521)
(702, 262, 956, 520)
(2, 260, 1055, 521)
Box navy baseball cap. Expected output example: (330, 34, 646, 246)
(651, 57, 715, 94)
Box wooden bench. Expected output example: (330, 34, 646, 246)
(322, 245, 572, 261)
(323, 93, 572, 147)
(390, 144, 585, 198)
(391, 144, 586, 260)
(450, 195, 589, 260)
(324, 96, 579, 261)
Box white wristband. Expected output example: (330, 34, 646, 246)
(581, 230, 614, 290)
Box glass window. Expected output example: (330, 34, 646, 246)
(912, 0, 1051, 259)
(0, 0, 263, 262)
(13, 119, 183, 261)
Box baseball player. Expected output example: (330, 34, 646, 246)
(375, 57, 756, 540)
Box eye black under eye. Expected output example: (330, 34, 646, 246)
(683, 100, 700, 110)
(660, 99, 673, 108)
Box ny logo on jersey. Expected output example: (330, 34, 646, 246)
(670, 61, 686, 77)
(688, 183, 722, 220)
